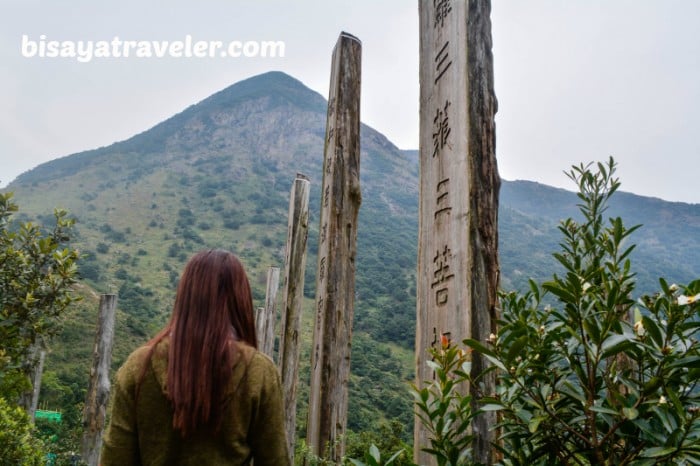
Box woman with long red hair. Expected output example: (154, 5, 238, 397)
(101, 249, 289, 465)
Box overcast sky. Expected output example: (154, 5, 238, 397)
(2, 1, 699, 203)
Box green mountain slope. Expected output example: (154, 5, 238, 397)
(4, 71, 699, 445)
(500, 180, 700, 292)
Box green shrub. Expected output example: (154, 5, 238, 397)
(464, 159, 700, 464)
(412, 338, 490, 466)
(0, 397, 46, 466)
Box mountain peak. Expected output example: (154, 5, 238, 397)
(12, 72, 329, 185)
(195, 71, 327, 114)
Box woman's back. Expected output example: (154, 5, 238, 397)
(101, 338, 289, 466)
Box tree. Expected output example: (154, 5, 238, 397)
(0, 192, 80, 402)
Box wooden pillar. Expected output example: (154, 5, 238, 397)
(278, 173, 311, 464)
(28, 349, 46, 422)
(255, 307, 265, 347)
(416, 1, 500, 465)
(306, 31, 362, 463)
(82, 293, 117, 466)
(256, 267, 280, 358)
(264, 266, 280, 357)
(18, 343, 44, 416)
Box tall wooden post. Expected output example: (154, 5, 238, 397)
(265, 266, 280, 357)
(82, 293, 117, 466)
(255, 266, 280, 358)
(416, 1, 500, 465)
(307, 31, 362, 463)
(278, 173, 311, 464)
(18, 343, 45, 417)
(255, 307, 265, 347)
(28, 349, 46, 421)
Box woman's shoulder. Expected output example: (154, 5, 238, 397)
(229, 344, 280, 391)
(236, 343, 276, 371)
(114, 344, 154, 386)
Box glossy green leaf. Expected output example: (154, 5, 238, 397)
(641, 315, 663, 347)
(600, 332, 634, 358)
(642, 446, 677, 458)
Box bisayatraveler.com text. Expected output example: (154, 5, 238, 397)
(20, 35, 286, 63)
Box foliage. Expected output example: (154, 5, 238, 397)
(295, 441, 336, 466)
(0, 396, 46, 466)
(346, 420, 414, 466)
(35, 411, 86, 466)
(0, 192, 80, 390)
(349, 334, 413, 434)
(463, 159, 700, 465)
(296, 437, 408, 466)
(347, 443, 406, 466)
(411, 338, 483, 466)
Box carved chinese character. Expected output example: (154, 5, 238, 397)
(434, 41, 452, 84)
(435, 288, 449, 305)
(313, 310, 324, 369)
(324, 185, 330, 208)
(319, 256, 326, 281)
(327, 127, 335, 143)
(321, 222, 328, 244)
(432, 100, 451, 157)
(432, 245, 455, 285)
(435, 178, 452, 218)
(432, 245, 455, 306)
(433, 0, 452, 29)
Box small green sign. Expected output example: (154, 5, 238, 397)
(35, 409, 62, 423)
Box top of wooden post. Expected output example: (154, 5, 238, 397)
(339, 31, 361, 44)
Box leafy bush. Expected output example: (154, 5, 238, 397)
(224, 219, 242, 230)
(348, 444, 405, 466)
(168, 242, 182, 258)
(78, 251, 101, 282)
(412, 340, 482, 466)
(0, 396, 46, 465)
(106, 229, 126, 243)
(468, 159, 700, 464)
(346, 420, 413, 466)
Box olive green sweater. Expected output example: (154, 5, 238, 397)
(101, 339, 290, 466)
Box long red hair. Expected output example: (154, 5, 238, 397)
(144, 249, 257, 437)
